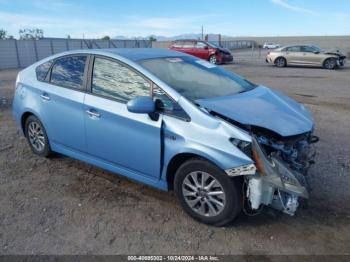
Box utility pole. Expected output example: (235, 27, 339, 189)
(201, 25, 204, 40)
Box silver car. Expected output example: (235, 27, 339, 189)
(266, 45, 346, 69)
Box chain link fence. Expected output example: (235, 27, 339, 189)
(0, 38, 152, 69)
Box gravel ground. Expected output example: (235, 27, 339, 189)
(0, 61, 350, 255)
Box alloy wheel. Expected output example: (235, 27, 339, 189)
(324, 59, 336, 69)
(209, 55, 217, 64)
(182, 171, 226, 217)
(275, 57, 286, 67)
(27, 121, 46, 152)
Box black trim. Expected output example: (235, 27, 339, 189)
(152, 83, 191, 122)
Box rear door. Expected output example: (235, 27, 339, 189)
(181, 41, 196, 56)
(285, 46, 302, 64)
(170, 41, 184, 52)
(84, 56, 162, 178)
(39, 55, 88, 151)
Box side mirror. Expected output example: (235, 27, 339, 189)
(203, 45, 209, 50)
(127, 96, 155, 114)
(313, 51, 320, 54)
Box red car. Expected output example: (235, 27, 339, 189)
(169, 40, 233, 64)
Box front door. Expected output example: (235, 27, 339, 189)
(84, 56, 162, 178)
(300, 46, 322, 65)
(193, 41, 209, 59)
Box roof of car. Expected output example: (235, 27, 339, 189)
(100, 48, 189, 61)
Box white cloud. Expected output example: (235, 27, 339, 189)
(270, 0, 315, 14)
(0, 11, 214, 38)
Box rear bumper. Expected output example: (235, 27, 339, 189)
(265, 56, 274, 64)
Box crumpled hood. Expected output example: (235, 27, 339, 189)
(218, 47, 231, 54)
(196, 86, 314, 137)
(323, 49, 346, 57)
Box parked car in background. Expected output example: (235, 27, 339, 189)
(169, 39, 233, 64)
(263, 43, 281, 49)
(13, 48, 317, 226)
(266, 45, 346, 69)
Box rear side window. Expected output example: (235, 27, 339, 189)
(286, 46, 301, 52)
(50, 56, 87, 90)
(36, 60, 53, 81)
(182, 41, 195, 48)
(172, 41, 183, 48)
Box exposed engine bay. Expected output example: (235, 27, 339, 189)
(213, 112, 318, 216)
(324, 49, 347, 66)
(247, 129, 318, 216)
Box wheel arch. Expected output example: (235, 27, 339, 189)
(166, 153, 215, 190)
(322, 56, 337, 66)
(274, 56, 286, 65)
(166, 152, 230, 191)
(21, 111, 36, 133)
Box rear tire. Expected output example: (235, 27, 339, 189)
(323, 58, 336, 70)
(25, 115, 52, 157)
(174, 158, 242, 226)
(275, 57, 286, 67)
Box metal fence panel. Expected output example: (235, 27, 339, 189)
(68, 40, 83, 50)
(0, 38, 151, 69)
(0, 40, 19, 69)
(36, 40, 53, 60)
(17, 40, 37, 67)
(52, 39, 68, 54)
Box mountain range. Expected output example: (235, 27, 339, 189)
(113, 34, 207, 41)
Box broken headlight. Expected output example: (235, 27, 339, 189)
(230, 138, 252, 157)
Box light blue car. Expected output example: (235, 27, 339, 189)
(12, 48, 318, 225)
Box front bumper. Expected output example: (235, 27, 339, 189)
(219, 53, 233, 63)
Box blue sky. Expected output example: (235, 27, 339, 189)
(0, 0, 349, 38)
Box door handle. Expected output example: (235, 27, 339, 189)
(40, 93, 50, 101)
(86, 109, 101, 118)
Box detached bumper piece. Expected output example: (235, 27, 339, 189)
(246, 136, 310, 216)
(225, 164, 256, 176)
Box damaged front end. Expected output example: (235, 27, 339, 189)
(244, 132, 318, 216)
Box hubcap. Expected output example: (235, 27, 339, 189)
(276, 58, 285, 67)
(28, 121, 45, 152)
(209, 56, 217, 64)
(182, 171, 226, 217)
(325, 59, 335, 69)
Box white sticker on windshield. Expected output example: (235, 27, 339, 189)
(166, 58, 183, 63)
(195, 60, 217, 68)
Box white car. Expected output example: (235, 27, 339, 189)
(263, 43, 281, 49)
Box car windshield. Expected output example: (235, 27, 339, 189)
(207, 42, 221, 48)
(139, 56, 256, 101)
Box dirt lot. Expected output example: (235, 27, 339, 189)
(0, 62, 350, 255)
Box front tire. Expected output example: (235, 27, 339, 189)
(209, 55, 217, 64)
(174, 158, 242, 226)
(323, 58, 337, 70)
(275, 57, 286, 67)
(25, 115, 52, 157)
